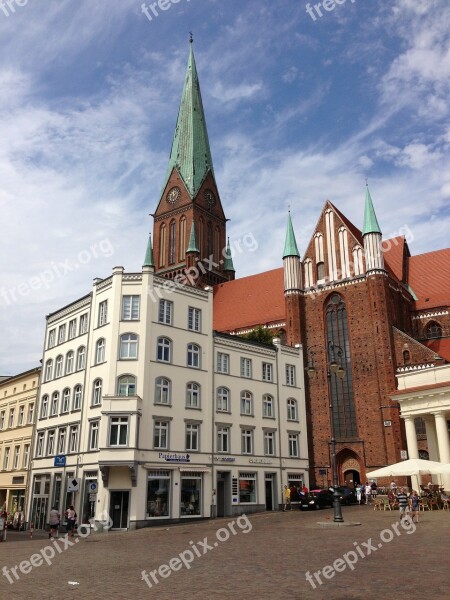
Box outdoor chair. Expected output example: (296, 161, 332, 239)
(373, 498, 383, 511)
(419, 498, 430, 511)
(381, 497, 392, 511)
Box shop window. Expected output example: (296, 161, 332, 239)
(180, 474, 202, 517)
(146, 471, 171, 518)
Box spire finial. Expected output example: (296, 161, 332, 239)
(288, 203, 291, 213)
(365, 177, 369, 188)
(189, 32, 193, 44)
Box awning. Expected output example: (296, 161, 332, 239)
(179, 467, 211, 473)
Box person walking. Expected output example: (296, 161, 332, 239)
(283, 485, 291, 511)
(364, 481, 372, 505)
(65, 505, 77, 537)
(397, 487, 409, 521)
(48, 506, 60, 539)
(356, 484, 362, 505)
(409, 490, 419, 523)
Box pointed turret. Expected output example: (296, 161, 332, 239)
(162, 41, 214, 198)
(362, 185, 385, 273)
(185, 220, 200, 276)
(223, 238, 235, 281)
(143, 233, 154, 270)
(283, 212, 301, 259)
(186, 220, 200, 253)
(283, 212, 302, 292)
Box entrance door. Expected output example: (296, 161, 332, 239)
(30, 496, 48, 530)
(265, 475, 274, 511)
(109, 491, 129, 530)
(217, 479, 225, 518)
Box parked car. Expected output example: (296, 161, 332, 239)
(299, 489, 333, 510)
(334, 486, 358, 505)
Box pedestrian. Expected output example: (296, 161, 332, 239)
(397, 487, 409, 521)
(48, 506, 60, 539)
(390, 480, 397, 492)
(364, 481, 372, 505)
(370, 480, 378, 498)
(283, 485, 291, 511)
(65, 505, 77, 537)
(409, 490, 419, 523)
(356, 484, 362, 504)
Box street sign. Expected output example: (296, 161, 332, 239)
(89, 494, 97, 502)
(400, 450, 408, 460)
(54, 454, 66, 467)
(67, 478, 81, 493)
(87, 482, 98, 494)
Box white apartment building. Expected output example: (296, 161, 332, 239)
(29, 263, 309, 530)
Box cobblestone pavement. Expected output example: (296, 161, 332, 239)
(0, 505, 448, 599)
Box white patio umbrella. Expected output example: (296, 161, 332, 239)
(427, 462, 450, 475)
(366, 458, 445, 478)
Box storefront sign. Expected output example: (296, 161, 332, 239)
(215, 456, 236, 463)
(159, 452, 191, 463)
(249, 458, 273, 465)
(54, 454, 66, 467)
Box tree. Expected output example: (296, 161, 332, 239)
(241, 326, 274, 345)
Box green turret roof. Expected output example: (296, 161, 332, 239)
(186, 221, 199, 253)
(282, 212, 300, 259)
(363, 185, 382, 235)
(162, 42, 215, 198)
(223, 238, 235, 272)
(143, 233, 154, 267)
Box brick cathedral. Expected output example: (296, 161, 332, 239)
(153, 41, 450, 487)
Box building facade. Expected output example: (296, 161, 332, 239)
(0, 368, 39, 525)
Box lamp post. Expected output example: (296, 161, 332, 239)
(307, 341, 345, 523)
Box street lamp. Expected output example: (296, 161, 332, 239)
(306, 341, 345, 523)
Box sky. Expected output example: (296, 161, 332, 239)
(0, 0, 449, 375)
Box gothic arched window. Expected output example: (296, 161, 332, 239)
(169, 220, 176, 265)
(159, 223, 166, 268)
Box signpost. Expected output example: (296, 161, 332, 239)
(67, 478, 81, 493)
(54, 455, 66, 468)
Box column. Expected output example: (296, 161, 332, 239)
(403, 416, 419, 492)
(433, 412, 450, 491)
(423, 417, 440, 461)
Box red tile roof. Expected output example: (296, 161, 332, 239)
(383, 236, 406, 282)
(408, 248, 450, 310)
(423, 338, 450, 363)
(391, 380, 450, 396)
(213, 268, 285, 332)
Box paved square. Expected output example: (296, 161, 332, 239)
(0, 505, 448, 599)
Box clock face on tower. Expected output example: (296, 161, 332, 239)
(204, 189, 216, 209)
(166, 186, 181, 205)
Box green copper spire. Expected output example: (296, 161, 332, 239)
(363, 184, 382, 235)
(223, 238, 235, 272)
(283, 212, 300, 259)
(162, 41, 215, 198)
(187, 221, 199, 253)
(143, 233, 154, 267)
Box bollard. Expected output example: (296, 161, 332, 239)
(29, 522, 35, 539)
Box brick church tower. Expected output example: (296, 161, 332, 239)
(151, 40, 234, 287)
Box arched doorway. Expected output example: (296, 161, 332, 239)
(337, 451, 362, 488)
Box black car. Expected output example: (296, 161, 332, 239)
(334, 486, 358, 505)
(299, 489, 333, 510)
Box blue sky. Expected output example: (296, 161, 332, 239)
(0, 0, 449, 374)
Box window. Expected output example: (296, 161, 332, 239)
(147, 471, 170, 518)
(316, 261, 325, 281)
(73, 385, 82, 411)
(22, 444, 30, 469)
(13, 446, 20, 469)
(216, 387, 230, 413)
(69, 425, 79, 453)
(47, 430, 56, 455)
(57, 428, 66, 455)
(61, 389, 70, 413)
(262, 362, 273, 382)
(240, 391, 253, 416)
(287, 398, 298, 421)
(95, 338, 105, 364)
(241, 429, 253, 454)
(65, 351, 74, 374)
(3, 447, 10, 470)
(169, 219, 176, 265)
(76, 346, 86, 370)
(186, 423, 199, 451)
(44, 359, 53, 382)
(8, 408, 15, 428)
(216, 352, 229, 374)
(403, 350, 411, 365)
(18, 405, 25, 426)
(158, 299, 173, 325)
(187, 343, 200, 368)
(288, 434, 299, 457)
(153, 421, 169, 449)
(68, 319, 77, 340)
(188, 307, 201, 332)
(119, 333, 138, 359)
(157, 337, 171, 363)
(58, 324, 66, 344)
(50, 392, 59, 416)
(48, 328, 56, 349)
(98, 300, 108, 326)
(89, 421, 99, 451)
(118, 375, 136, 397)
(36, 433, 44, 457)
(240, 358, 252, 378)
(285, 364, 296, 386)
(239, 473, 256, 503)
(79, 313, 88, 335)
(424, 321, 442, 339)
(180, 474, 202, 516)
(55, 355, 63, 378)
(122, 295, 140, 320)
(264, 431, 275, 456)
(40, 395, 49, 418)
(217, 426, 230, 453)
(186, 382, 200, 409)
(155, 377, 171, 405)
(263, 394, 274, 418)
(0, 411, 4, 430)
(28, 403, 34, 424)
(92, 379, 102, 406)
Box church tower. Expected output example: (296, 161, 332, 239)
(283, 212, 303, 346)
(152, 40, 231, 287)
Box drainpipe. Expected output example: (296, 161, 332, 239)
(273, 337, 283, 510)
